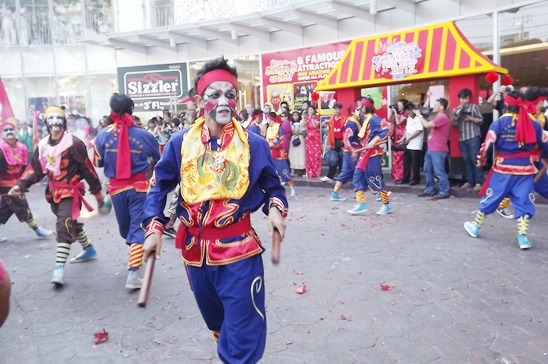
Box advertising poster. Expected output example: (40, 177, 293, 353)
(261, 42, 350, 113)
(117, 63, 188, 113)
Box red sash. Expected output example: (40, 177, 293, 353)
(49, 181, 94, 220)
(479, 150, 541, 196)
(356, 146, 383, 171)
(175, 215, 252, 249)
(108, 172, 148, 195)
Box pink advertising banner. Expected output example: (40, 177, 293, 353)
(261, 42, 350, 113)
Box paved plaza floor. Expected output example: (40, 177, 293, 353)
(1, 186, 548, 363)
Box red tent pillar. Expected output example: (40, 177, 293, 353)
(449, 75, 480, 157)
(336, 87, 362, 113)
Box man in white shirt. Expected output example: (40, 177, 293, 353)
(399, 103, 424, 185)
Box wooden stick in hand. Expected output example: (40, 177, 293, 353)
(271, 228, 282, 265)
(137, 254, 156, 308)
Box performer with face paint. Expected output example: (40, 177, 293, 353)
(330, 103, 362, 201)
(348, 97, 393, 215)
(266, 112, 296, 196)
(9, 107, 104, 286)
(142, 57, 288, 364)
(0, 121, 52, 242)
(94, 94, 160, 290)
(465, 90, 548, 249)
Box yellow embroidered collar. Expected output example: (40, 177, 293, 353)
(180, 116, 250, 204)
(266, 123, 280, 141)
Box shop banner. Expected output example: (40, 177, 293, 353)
(262, 43, 350, 113)
(117, 63, 188, 113)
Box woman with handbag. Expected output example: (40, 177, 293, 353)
(304, 106, 322, 178)
(389, 99, 409, 184)
(289, 111, 306, 176)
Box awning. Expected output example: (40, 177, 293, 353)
(316, 21, 508, 91)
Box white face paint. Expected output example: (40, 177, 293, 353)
(202, 80, 237, 125)
(2, 125, 16, 141)
(352, 106, 360, 118)
(46, 112, 64, 132)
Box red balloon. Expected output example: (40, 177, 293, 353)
(485, 71, 498, 84)
(501, 75, 514, 86)
(311, 92, 320, 101)
(332, 92, 337, 100)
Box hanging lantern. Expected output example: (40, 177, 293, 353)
(311, 92, 320, 101)
(485, 71, 499, 84)
(501, 75, 514, 86)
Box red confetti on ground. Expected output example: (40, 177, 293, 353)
(341, 315, 353, 321)
(500, 283, 505, 287)
(104, 230, 109, 234)
(293, 270, 304, 275)
(502, 300, 508, 304)
(370, 224, 376, 228)
(380, 283, 395, 291)
(94, 329, 109, 345)
(296, 285, 306, 294)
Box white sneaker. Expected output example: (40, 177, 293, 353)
(125, 270, 142, 290)
(290, 187, 297, 197)
(320, 176, 333, 182)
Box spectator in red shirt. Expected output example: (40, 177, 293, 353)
(321, 103, 345, 182)
(417, 98, 451, 199)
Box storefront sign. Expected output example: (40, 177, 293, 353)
(261, 43, 349, 112)
(372, 41, 422, 80)
(117, 63, 188, 113)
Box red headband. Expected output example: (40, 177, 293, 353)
(504, 95, 536, 144)
(360, 99, 375, 109)
(1, 122, 15, 130)
(267, 114, 281, 123)
(196, 69, 238, 96)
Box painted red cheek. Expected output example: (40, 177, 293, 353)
(204, 99, 218, 113)
(228, 99, 236, 110)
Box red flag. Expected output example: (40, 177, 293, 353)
(0, 77, 15, 123)
(32, 111, 40, 146)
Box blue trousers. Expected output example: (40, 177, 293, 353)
(424, 151, 450, 195)
(459, 136, 484, 185)
(187, 255, 266, 364)
(272, 158, 292, 182)
(353, 155, 386, 192)
(111, 190, 146, 244)
(336, 151, 356, 184)
(480, 172, 535, 219)
(534, 162, 548, 199)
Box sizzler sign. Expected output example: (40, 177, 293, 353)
(117, 63, 188, 113)
(124, 70, 182, 98)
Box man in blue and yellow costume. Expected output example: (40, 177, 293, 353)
(94, 94, 160, 290)
(9, 106, 105, 286)
(330, 103, 361, 201)
(496, 86, 548, 219)
(348, 97, 393, 215)
(464, 90, 548, 249)
(266, 111, 296, 196)
(142, 57, 288, 364)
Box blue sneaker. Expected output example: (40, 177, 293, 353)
(34, 226, 53, 238)
(347, 203, 368, 215)
(376, 204, 392, 215)
(51, 265, 65, 286)
(464, 222, 480, 238)
(70, 244, 97, 263)
(0, 236, 6, 243)
(330, 192, 346, 201)
(517, 235, 532, 250)
(374, 193, 381, 202)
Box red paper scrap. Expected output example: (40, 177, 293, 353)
(341, 315, 353, 321)
(380, 283, 395, 291)
(94, 329, 109, 345)
(296, 285, 306, 294)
